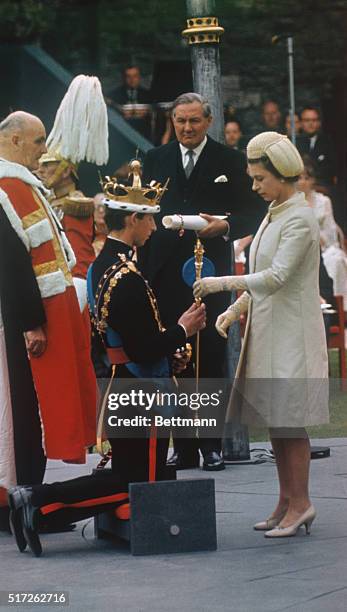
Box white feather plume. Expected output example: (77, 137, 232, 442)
(46, 74, 109, 166)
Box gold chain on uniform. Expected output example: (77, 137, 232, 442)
(92, 253, 164, 337)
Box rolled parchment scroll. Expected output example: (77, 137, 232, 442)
(162, 214, 227, 231)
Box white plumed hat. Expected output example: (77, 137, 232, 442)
(42, 74, 109, 167)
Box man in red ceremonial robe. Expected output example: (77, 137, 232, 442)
(0, 111, 96, 498)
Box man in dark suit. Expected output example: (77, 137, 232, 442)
(108, 64, 152, 139)
(297, 106, 337, 191)
(141, 92, 266, 471)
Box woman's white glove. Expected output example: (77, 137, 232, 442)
(193, 275, 248, 299)
(215, 291, 250, 338)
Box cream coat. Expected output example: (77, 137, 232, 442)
(227, 191, 329, 428)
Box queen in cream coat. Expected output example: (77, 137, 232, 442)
(229, 190, 329, 429)
(194, 132, 329, 538)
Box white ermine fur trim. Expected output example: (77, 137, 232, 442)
(0, 188, 30, 250)
(104, 198, 160, 214)
(61, 229, 77, 270)
(73, 277, 87, 312)
(25, 218, 53, 248)
(0, 159, 50, 196)
(32, 187, 76, 270)
(0, 162, 76, 276)
(37, 271, 66, 298)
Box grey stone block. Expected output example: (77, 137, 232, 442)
(95, 478, 217, 555)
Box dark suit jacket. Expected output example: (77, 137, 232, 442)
(140, 137, 266, 377)
(0, 206, 45, 332)
(108, 85, 152, 139)
(296, 132, 337, 187)
(108, 85, 151, 105)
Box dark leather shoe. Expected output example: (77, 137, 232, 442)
(202, 451, 225, 471)
(166, 452, 200, 470)
(18, 487, 42, 557)
(8, 487, 27, 552)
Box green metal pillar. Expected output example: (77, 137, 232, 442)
(183, 0, 225, 143)
(183, 1, 250, 460)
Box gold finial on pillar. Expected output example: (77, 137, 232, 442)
(182, 17, 224, 45)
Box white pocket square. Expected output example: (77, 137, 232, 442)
(214, 175, 228, 183)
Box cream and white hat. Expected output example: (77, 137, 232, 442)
(247, 131, 304, 178)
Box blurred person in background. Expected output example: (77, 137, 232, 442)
(298, 156, 347, 312)
(224, 119, 243, 150)
(107, 64, 152, 140)
(297, 106, 337, 192)
(285, 112, 302, 139)
(261, 100, 283, 131)
(92, 193, 108, 256)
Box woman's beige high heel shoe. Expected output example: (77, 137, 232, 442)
(254, 509, 287, 531)
(264, 505, 316, 538)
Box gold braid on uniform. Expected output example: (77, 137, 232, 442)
(91, 254, 165, 345)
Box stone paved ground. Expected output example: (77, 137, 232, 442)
(0, 438, 346, 612)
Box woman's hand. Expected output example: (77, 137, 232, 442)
(215, 307, 239, 338)
(193, 277, 224, 299)
(193, 275, 248, 299)
(215, 291, 250, 338)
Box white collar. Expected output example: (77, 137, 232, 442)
(107, 235, 132, 247)
(179, 136, 207, 160)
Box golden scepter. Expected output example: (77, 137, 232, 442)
(194, 236, 205, 390)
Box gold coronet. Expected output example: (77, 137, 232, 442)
(102, 159, 169, 210)
(182, 16, 224, 45)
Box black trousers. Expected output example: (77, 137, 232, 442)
(30, 436, 170, 525)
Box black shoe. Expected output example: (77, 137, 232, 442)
(202, 451, 225, 471)
(17, 487, 42, 557)
(8, 487, 27, 552)
(166, 452, 200, 470)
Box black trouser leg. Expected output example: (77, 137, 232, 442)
(28, 432, 170, 525)
(30, 470, 129, 525)
(110, 434, 170, 482)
